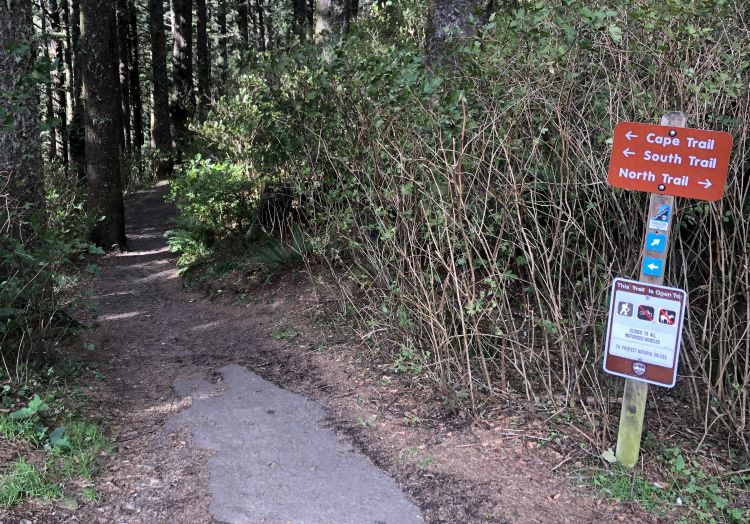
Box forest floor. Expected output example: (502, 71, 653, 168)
(3, 183, 656, 523)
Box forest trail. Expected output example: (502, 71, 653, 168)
(36, 183, 646, 524)
(71, 183, 421, 523)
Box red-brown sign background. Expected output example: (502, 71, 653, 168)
(607, 122, 733, 201)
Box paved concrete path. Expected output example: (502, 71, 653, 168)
(168, 364, 423, 524)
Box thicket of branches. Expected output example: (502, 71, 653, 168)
(173, 0, 750, 453)
(2, 0, 748, 455)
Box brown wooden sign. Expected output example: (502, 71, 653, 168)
(607, 122, 733, 201)
(603, 278, 687, 388)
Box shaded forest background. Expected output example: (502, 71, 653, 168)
(2, 0, 749, 470)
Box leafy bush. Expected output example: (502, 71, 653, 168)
(173, 0, 750, 453)
(166, 156, 264, 268)
(1, 162, 100, 384)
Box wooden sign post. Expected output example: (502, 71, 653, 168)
(603, 112, 733, 467)
(616, 112, 683, 468)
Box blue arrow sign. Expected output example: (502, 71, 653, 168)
(643, 257, 664, 277)
(645, 233, 667, 253)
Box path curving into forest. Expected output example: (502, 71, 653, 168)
(72, 182, 422, 523)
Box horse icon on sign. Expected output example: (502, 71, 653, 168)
(658, 309, 676, 325)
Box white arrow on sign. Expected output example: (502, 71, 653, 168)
(647, 263, 660, 271)
(623, 148, 636, 158)
(698, 179, 712, 189)
(650, 238, 661, 247)
(625, 131, 639, 141)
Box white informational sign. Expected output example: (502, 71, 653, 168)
(603, 278, 687, 388)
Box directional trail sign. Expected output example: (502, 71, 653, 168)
(603, 278, 687, 388)
(607, 122, 733, 201)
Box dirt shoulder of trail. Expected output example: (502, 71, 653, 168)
(190, 265, 657, 524)
(1, 183, 656, 523)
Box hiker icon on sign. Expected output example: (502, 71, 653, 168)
(618, 302, 633, 317)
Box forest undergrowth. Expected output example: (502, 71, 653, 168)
(167, 2, 750, 516)
(173, 0, 749, 449)
(4, 0, 744, 517)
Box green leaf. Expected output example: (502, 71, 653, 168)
(10, 394, 49, 419)
(49, 426, 72, 450)
(0, 307, 24, 318)
(608, 24, 623, 44)
(601, 448, 618, 463)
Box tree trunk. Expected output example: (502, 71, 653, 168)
(40, 1, 58, 161)
(62, 0, 74, 154)
(68, 0, 86, 182)
(306, 0, 314, 31)
(262, 0, 273, 51)
(426, 0, 487, 55)
(291, 0, 307, 39)
(80, 0, 127, 249)
(148, 0, 173, 177)
(171, 0, 194, 151)
(116, 0, 131, 153)
(0, 0, 45, 237)
(48, 0, 69, 167)
(236, 0, 249, 54)
(256, 0, 266, 52)
(216, 0, 228, 92)
(249, 0, 257, 44)
(343, 0, 358, 33)
(128, 0, 143, 155)
(314, 0, 332, 40)
(196, 0, 211, 119)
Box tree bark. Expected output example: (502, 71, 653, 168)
(80, 0, 127, 249)
(69, 0, 86, 182)
(128, 0, 143, 155)
(171, 0, 194, 151)
(314, 0, 332, 41)
(235, 0, 249, 53)
(0, 0, 45, 239)
(148, 0, 173, 176)
(116, 0, 131, 153)
(216, 0, 228, 91)
(291, 0, 308, 39)
(256, 0, 266, 52)
(343, 0, 358, 33)
(48, 0, 69, 166)
(62, 0, 74, 153)
(196, 0, 211, 119)
(40, 1, 58, 161)
(262, 0, 273, 51)
(426, 0, 487, 55)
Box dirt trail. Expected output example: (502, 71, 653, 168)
(8, 183, 649, 523)
(53, 183, 416, 523)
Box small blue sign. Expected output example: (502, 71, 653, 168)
(653, 205, 671, 223)
(643, 257, 664, 277)
(649, 204, 672, 231)
(645, 233, 667, 253)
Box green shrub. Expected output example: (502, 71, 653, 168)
(1, 162, 100, 384)
(166, 156, 264, 268)
(172, 0, 750, 453)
